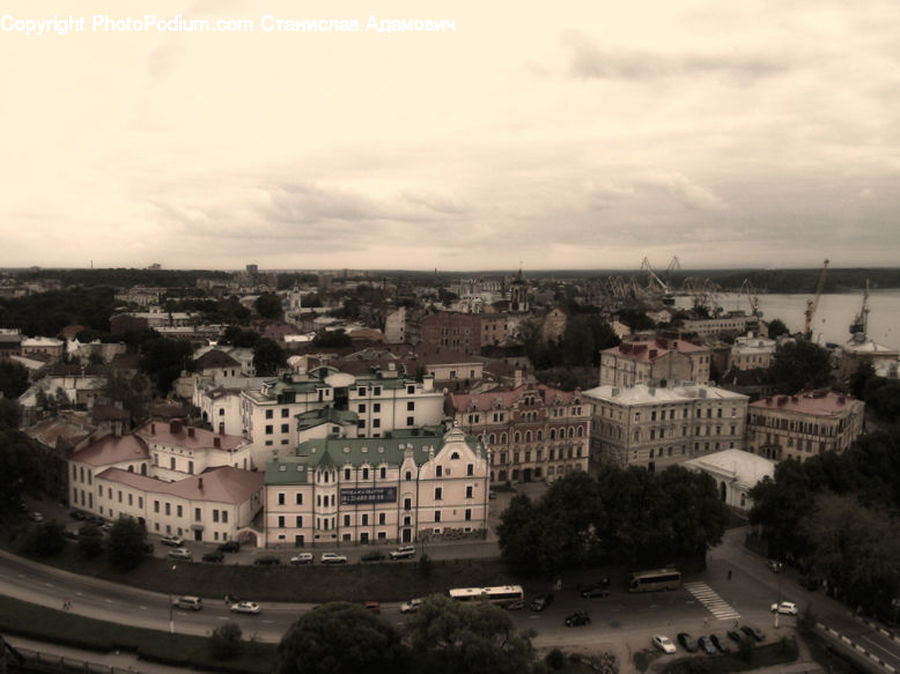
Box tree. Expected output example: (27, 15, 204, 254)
(0, 429, 44, 515)
(497, 493, 542, 575)
(103, 372, 151, 423)
(406, 594, 536, 674)
(253, 338, 287, 377)
(139, 337, 194, 394)
(0, 360, 29, 399)
(210, 623, 243, 660)
(254, 293, 284, 320)
(313, 330, 352, 348)
(21, 521, 66, 558)
(77, 523, 104, 559)
(277, 602, 407, 674)
(769, 340, 833, 394)
(221, 326, 260, 348)
(767, 318, 789, 339)
(106, 515, 149, 572)
(0, 399, 22, 429)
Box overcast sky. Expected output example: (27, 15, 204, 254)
(2, 0, 899, 271)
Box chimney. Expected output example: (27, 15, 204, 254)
(214, 436, 221, 448)
(187, 427, 195, 438)
(198, 477, 203, 490)
(150, 423, 156, 435)
(170, 420, 182, 434)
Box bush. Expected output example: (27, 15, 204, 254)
(21, 522, 66, 558)
(545, 648, 565, 670)
(418, 552, 433, 577)
(210, 623, 243, 660)
(77, 523, 104, 559)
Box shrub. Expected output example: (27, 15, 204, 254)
(210, 622, 243, 660)
(21, 522, 66, 558)
(545, 648, 565, 670)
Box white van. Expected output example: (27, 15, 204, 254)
(173, 595, 202, 611)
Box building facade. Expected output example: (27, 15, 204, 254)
(745, 390, 865, 462)
(583, 383, 749, 471)
(599, 338, 711, 388)
(264, 425, 490, 547)
(683, 449, 775, 512)
(449, 384, 592, 484)
(727, 335, 777, 372)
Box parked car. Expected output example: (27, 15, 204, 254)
(230, 601, 261, 615)
(677, 633, 698, 653)
(30, 511, 44, 523)
(727, 629, 744, 644)
(172, 596, 202, 611)
(709, 634, 730, 653)
(364, 601, 381, 614)
(564, 610, 590, 627)
(400, 598, 423, 614)
(253, 555, 281, 566)
(218, 541, 240, 553)
(389, 546, 416, 560)
(580, 586, 610, 599)
(741, 624, 766, 642)
(320, 552, 348, 564)
(530, 593, 554, 612)
(290, 553, 313, 565)
(69, 510, 86, 521)
(770, 601, 798, 615)
(100, 522, 114, 532)
(698, 636, 717, 655)
(202, 550, 224, 563)
(160, 535, 184, 547)
(167, 547, 191, 560)
(62, 530, 79, 541)
(652, 635, 677, 654)
(766, 559, 783, 573)
(361, 550, 386, 562)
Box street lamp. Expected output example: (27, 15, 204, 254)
(168, 564, 176, 634)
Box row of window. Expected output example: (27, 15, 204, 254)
(495, 446, 582, 464)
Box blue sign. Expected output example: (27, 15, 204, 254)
(340, 487, 397, 505)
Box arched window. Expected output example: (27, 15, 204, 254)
(525, 431, 531, 442)
(537, 430, 543, 441)
(577, 426, 584, 437)
(500, 433, 507, 444)
(550, 429, 556, 440)
(514, 432, 521, 443)
(450, 452, 460, 460)
(568, 427, 574, 438)
(488, 433, 496, 445)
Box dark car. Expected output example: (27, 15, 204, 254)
(253, 555, 282, 566)
(564, 610, 590, 627)
(361, 550, 386, 562)
(69, 510, 86, 521)
(202, 550, 225, 563)
(218, 541, 240, 553)
(709, 634, 729, 653)
(677, 633, 698, 653)
(727, 629, 744, 644)
(698, 636, 717, 655)
(530, 593, 554, 612)
(580, 586, 610, 599)
(741, 625, 765, 642)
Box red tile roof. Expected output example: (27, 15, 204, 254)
(96, 465, 263, 504)
(750, 390, 864, 416)
(603, 338, 707, 363)
(71, 433, 149, 466)
(450, 383, 581, 413)
(134, 420, 244, 451)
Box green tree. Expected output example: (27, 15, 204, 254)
(221, 326, 260, 348)
(139, 337, 194, 394)
(497, 493, 542, 575)
(0, 429, 44, 515)
(253, 338, 287, 377)
(769, 340, 833, 394)
(210, 623, 244, 660)
(277, 602, 407, 674)
(0, 360, 29, 399)
(254, 293, 284, 320)
(407, 595, 536, 674)
(748, 461, 817, 562)
(312, 330, 352, 348)
(106, 515, 149, 572)
(103, 372, 151, 424)
(767, 318, 790, 339)
(77, 523, 104, 559)
(21, 521, 66, 558)
(0, 399, 22, 429)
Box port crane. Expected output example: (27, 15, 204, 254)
(803, 259, 829, 340)
(641, 257, 675, 305)
(849, 279, 870, 344)
(740, 278, 763, 333)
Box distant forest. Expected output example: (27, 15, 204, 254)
(5, 265, 900, 293)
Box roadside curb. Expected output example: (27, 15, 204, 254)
(818, 622, 896, 672)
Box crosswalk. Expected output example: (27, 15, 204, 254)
(684, 581, 741, 621)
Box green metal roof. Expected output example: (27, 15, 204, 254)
(295, 407, 358, 432)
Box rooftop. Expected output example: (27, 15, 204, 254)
(71, 433, 149, 467)
(134, 419, 245, 451)
(450, 383, 585, 414)
(750, 390, 864, 416)
(582, 383, 748, 405)
(97, 465, 264, 504)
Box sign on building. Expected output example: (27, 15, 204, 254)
(340, 487, 398, 505)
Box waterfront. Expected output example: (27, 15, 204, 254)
(716, 290, 900, 352)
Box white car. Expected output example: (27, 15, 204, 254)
(770, 601, 798, 615)
(389, 546, 416, 560)
(167, 547, 191, 560)
(400, 598, 423, 614)
(230, 601, 261, 615)
(320, 552, 348, 564)
(652, 635, 677, 654)
(290, 553, 313, 565)
(160, 535, 184, 547)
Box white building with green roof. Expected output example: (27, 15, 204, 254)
(264, 424, 490, 547)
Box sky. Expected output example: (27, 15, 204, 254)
(2, 0, 899, 271)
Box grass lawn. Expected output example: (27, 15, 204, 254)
(0, 594, 278, 673)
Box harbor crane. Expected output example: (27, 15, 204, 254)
(849, 279, 870, 344)
(804, 259, 829, 340)
(641, 257, 675, 305)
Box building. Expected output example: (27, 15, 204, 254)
(419, 312, 510, 356)
(135, 419, 253, 480)
(449, 382, 591, 484)
(683, 449, 775, 512)
(264, 425, 490, 548)
(20, 337, 65, 360)
(583, 383, 749, 471)
(727, 334, 777, 372)
(599, 338, 711, 387)
(678, 311, 759, 338)
(0, 329, 21, 359)
(745, 390, 865, 462)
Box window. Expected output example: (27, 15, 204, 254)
(265, 425, 273, 435)
(154, 500, 160, 513)
(281, 424, 289, 433)
(222, 511, 228, 523)
(434, 511, 441, 522)
(213, 510, 219, 522)
(373, 403, 381, 413)
(118, 490, 122, 503)
(358, 387, 366, 396)
(404, 497, 412, 510)
(358, 404, 366, 413)
(357, 420, 365, 429)
(362, 514, 368, 526)
(281, 408, 289, 418)
(373, 419, 380, 428)
(407, 416, 414, 426)
(296, 493, 303, 505)
(436, 465, 442, 477)
(465, 509, 472, 521)
(344, 514, 351, 526)
(435, 487, 442, 500)
(379, 513, 385, 525)
(177, 505, 183, 517)
(373, 386, 381, 396)
(467, 463, 473, 476)
(405, 471, 412, 481)
(127, 494, 133, 506)
(344, 468, 351, 480)
(466, 486, 473, 498)
(380, 467, 386, 479)
(170, 457, 175, 470)
(266, 409, 273, 419)
(296, 515, 303, 527)
(407, 385, 415, 394)
(407, 401, 415, 411)
(278, 516, 285, 528)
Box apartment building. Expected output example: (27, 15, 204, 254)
(583, 383, 749, 471)
(599, 338, 711, 388)
(745, 390, 865, 462)
(727, 334, 777, 372)
(449, 383, 592, 484)
(264, 425, 490, 547)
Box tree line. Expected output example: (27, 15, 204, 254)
(497, 468, 729, 576)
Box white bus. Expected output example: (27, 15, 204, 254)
(628, 568, 682, 593)
(448, 585, 525, 609)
